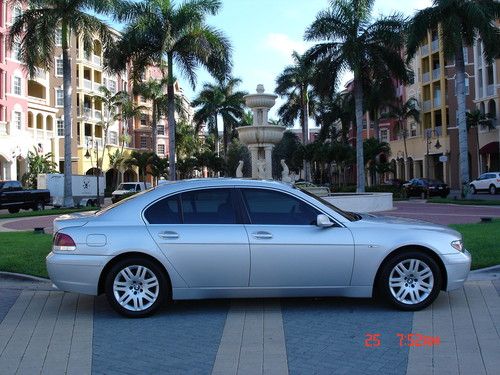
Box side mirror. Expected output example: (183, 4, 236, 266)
(316, 214, 334, 228)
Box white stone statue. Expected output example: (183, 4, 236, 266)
(280, 159, 292, 183)
(257, 160, 266, 180)
(236, 160, 244, 178)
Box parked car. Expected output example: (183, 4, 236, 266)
(0, 180, 50, 214)
(383, 179, 406, 188)
(403, 178, 450, 198)
(38, 174, 105, 207)
(111, 182, 151, 203)
(469, 172, 500, 195)
(47, 179, 470, 317)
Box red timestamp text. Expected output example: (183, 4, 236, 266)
(364, 333, 440, 347)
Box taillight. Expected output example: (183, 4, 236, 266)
(53, 232, 76, 251)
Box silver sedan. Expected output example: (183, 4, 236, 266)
(46, 179, 471, 317)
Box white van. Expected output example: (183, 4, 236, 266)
(37, 174, 105, 207)
(111, 182, 151, 203)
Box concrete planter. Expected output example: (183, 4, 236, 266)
(324, 193, 393, 213)
(237, 125, 285, 145)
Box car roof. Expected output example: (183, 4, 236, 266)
(152, 178, 292, 191)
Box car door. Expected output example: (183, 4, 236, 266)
(145, 187, 250, 288)
(239, 188, 355, 287)
(476, 174, 487, 190)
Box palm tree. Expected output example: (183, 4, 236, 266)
(315, 91, 354, 143)
(406, 0, 500, 196)
(134, 78, 168, 153)
(114, 93, 147, 152)
(10, 0, 116, 207)
(124, 151, 155, 182)
(381, 97, 420, 160)
(192, 77, 247, 158)
(305, 0, 408, 192)
(110, 0, 232, 180)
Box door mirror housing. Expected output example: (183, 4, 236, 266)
(316, 214, 334, 228)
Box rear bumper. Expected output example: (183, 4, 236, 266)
(46, 252, 112, 295)
(442, 249, 471, 291)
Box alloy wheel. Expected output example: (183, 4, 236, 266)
(113, 265, 160, 312)
(388, 259, 434, 305)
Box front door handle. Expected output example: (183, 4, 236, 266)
(158, 231, 179, 239)
(252, 231, 273, 240)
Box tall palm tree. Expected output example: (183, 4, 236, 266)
(114, 93, 147, 152)
(110, 0, 232, 180)
(134, 78, 168, 154)
(192, 77, 247, 158)
(10, 0, 116, 207)
(381, 97, 420, 160)
(124, 151, 155, 182)
(407, 0, 500, 196)
(305, 0, 408, 192)
(275, 51, 317, 146)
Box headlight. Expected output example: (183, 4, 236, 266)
(451, 239, 464, 252)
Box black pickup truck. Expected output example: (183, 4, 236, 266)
(0, 180, 50, 214)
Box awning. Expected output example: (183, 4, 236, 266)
(479, 142, 499, 154)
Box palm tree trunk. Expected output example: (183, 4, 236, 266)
(214, 115, 220, 156)
(62, 22, 74, 207)
(455, 44, 470, 197)
(167, 53, 176, 181)
(302, 87, 311, 181)
(354, 78, 366, 193)
(152, 101, 157, 155)
(223, 120, 228, 159)
(373, 109, 380, 140)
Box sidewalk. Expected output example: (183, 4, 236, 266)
(1, 273, 499, 374)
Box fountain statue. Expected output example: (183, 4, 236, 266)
(235, 160, 244, 178)
(280, 159, 292, 183)
(237, 84, 285, 179)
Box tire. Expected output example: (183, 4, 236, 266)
(33, 202, 44, 211)
(105, 257, 168, 318)
(378, 251, 442, 311)
(470, 185, 476, 195)
(8, 208, 20, 214)
(420, 191, 427, 199)
(489, 185, 497, 195)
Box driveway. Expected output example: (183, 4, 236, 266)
(1, 275, 499, 374)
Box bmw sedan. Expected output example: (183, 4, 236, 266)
(47, 179, 471, 317)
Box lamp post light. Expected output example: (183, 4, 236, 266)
(85, 140, 101, 208)
(424, 129, 442, 179)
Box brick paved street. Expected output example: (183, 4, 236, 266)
(1, 275, 499, 374)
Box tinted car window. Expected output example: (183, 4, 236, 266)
(181, 188, 236, 224)
(242, 189, 320, 225)
(144, 195, 181, 224)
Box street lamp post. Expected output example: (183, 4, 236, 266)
(85, 140, 101, 208)
(425, 129, 442, 179)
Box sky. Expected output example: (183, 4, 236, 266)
(111, 0, 433, 123)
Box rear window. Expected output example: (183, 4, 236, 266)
(144, 195, 181, 224)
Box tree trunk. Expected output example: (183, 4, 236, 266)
(353, 77, 366, 193)
(167, 53, 176, 181)
(214, 115, 220, 156)
(302, 86, 311, 181)
(455, 44, 470, 197)
(223, 119, 228, 159)
(152, 101, 157, 155)
(62, 22, 74, 207)
(373, 109, 380, 140)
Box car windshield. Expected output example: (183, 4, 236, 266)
(295, 186, 361, 222)
(117, 183, 137, 191)
(96, 187, 155, 216)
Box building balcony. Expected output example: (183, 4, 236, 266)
(421, 45, 429, 56)
(432, 68, 441, 80)
(423, 100, 432, 111)
(422, 72, 430, 83)
(83, 136, 103, 149)
(487, 84, 495, 96)
(93, 55, 101, 66)
(433, 97, 441, 107)
(83, 79, 92, 91)
(27, 95, 47, 105)
(431, 39, 439, 52)
(0, 121, 8, 135)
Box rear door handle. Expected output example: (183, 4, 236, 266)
(252, 231, 273, 240)
(158, 231, 179, 239)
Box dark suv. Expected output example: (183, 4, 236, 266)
(403, 178, 449, 198)
(0, 180, 50, 213)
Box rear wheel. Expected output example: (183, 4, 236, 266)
(379, 252, 441, 311)
(490, 185, 497, 195)
(8, 208, 20, 214)
(33, 202, 44, 211)
(105, 257, 168, 318)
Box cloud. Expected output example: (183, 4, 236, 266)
(263, 33, 308, 59)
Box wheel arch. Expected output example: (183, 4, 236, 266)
(373, 245, 448, 295)
(97, 251, 172, 296)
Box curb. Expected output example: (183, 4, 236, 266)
(469, 265, 500, 274)
(0, 271, 50, 282)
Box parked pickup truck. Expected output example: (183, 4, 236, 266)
(111, 182, 151, 203)
(0, 180, 50, 214)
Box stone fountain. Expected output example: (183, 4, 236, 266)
(237, 84, 285, 179)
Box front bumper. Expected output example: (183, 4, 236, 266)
(442, 249, 471, 291)
(46, 252, 112, 295)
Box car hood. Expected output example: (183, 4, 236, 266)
(356, 213, 460, 236)
(112, 189, 133, 195)
(53, 211, 97, 232)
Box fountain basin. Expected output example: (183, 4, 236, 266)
(324, 193, 393, 213)
(237, 125, 285, 145)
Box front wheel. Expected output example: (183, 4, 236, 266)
(105, 257, 168, 318)
(8, 208, 20, 214)
(379, 252, 441, 311)
(490, 185, 497, 195)
(33, 202, 44, 211)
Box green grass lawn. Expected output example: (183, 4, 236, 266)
(450, 219, 500, 270)
(428, 197, 500, 206)
(1, 221, 499, 278)
(0, 207, 97, 220)
(0, 232, 52, 278)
